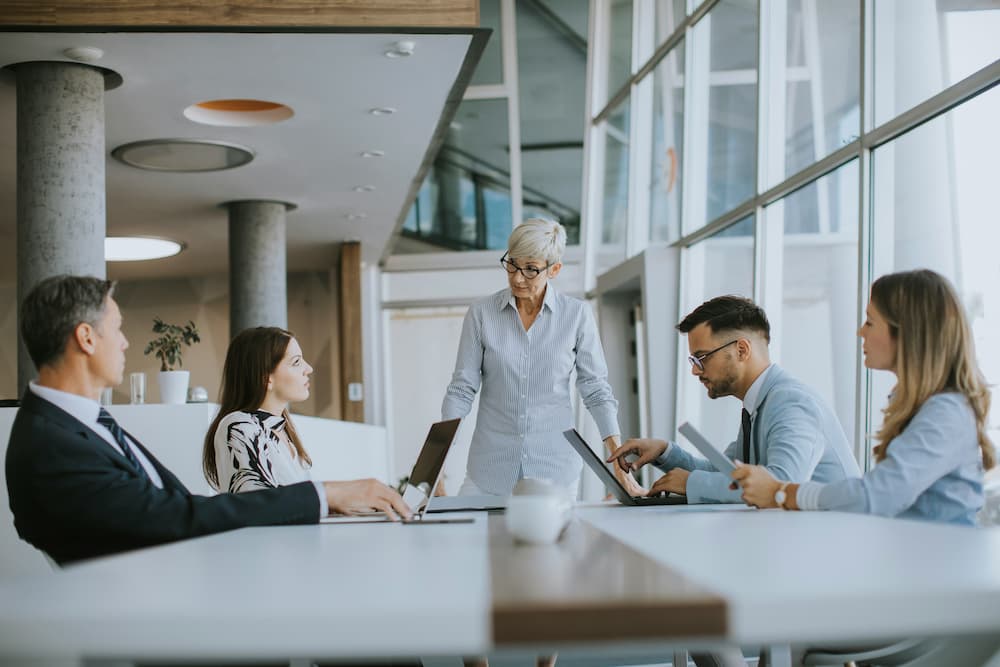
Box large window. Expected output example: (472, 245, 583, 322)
(393, 0, 589, 255)
(676, 216, 754, 450)
(581, 0, 1000, 468)
(691, 0, 758, 227)
(872, 84, 1000, 446)
(767, 161, 859, 436)
(649, 42, 685, 244)
(763, 0, 860, 186)
(400, 99, 511, 251)
(605, 0, 635, 105)
(601, 99, 631, 257)
(873, 0, 1000, 126)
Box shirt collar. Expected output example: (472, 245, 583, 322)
(742, 364, 774, 416)
(252, 409, 286, 433)
(499, 285, 559, 313)
(29, 381, 101, 427)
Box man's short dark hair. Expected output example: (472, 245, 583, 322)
(676, 295, 771, 343)
(20, 275, 116, 368)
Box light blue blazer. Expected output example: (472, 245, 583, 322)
(656, 365, 861, 503)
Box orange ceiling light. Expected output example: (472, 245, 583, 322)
(184, 98, 294, 127)
(196, 99, 285, 112)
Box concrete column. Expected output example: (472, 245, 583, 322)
(15, 61, 111, 392)
(225, 200, 295, 337)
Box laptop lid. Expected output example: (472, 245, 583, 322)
(398, 418, 461, 517)
(562, 429, 685, 506)
(321, 418, 460, 524)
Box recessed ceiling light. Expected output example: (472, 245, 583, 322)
(105, 237, 183, 261)
(346, 213, 368, 220)
(353, 185, 376, 192)
(384, 40, 416, 58)
(360, 150, 385, 158)
(111, 139, 254, 172)
(368, 107, 397, 116)
(184, 99, 294, 127)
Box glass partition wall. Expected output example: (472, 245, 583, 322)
(583, 0, 1000, 463)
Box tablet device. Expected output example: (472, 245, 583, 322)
(678, 422, 737, 474)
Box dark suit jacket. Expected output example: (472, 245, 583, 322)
(5, 389, 320, 565)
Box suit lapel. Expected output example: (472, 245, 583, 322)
(750, 366, 785, 464)
(21, 390, 186, 491)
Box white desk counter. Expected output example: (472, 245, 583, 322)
(2, 501, 1000, 664)
(0, 518, 491, 661)
(578, 505, 1000, 645)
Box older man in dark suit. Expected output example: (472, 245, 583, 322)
(6, 275, 409, 565)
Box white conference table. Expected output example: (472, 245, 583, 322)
(1, 504, 1000, 665)
(577, 505, 1000, 645)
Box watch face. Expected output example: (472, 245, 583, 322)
(775, 489, 786, 505)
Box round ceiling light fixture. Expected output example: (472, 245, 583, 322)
(105, 237, 184, 262)
(111, 139, 255, 172)
(368, 107, 397, 116)
(184, 98, 294, 127)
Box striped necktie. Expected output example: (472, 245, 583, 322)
(97, 408, 150, 480)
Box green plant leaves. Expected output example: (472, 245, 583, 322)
(143, 317, 201, 371)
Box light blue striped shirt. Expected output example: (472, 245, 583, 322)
(442, 286, 620, 495)
(796, 392, 985, 526)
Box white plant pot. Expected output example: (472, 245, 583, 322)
(158, 370, 190, 405)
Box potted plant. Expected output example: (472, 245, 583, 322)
(144, 318, 201, 404)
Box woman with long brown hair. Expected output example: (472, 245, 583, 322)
(734, 269, 994, 525)
(203, 327, 316, 492)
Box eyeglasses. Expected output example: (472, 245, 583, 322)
(500, 252, 551, 280)
(687, 339, 738, 372)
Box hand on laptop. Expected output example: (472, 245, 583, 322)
(607, 438, 668, 472)
(648, 468, 689, 496)
(323, 479, 413, 521)
(604, 435, 647, 496)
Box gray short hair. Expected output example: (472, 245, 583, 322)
(20, 275, 116, 368)
(507, 218, 566, 264)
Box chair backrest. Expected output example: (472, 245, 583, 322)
(0, 407, 59, 578)
(979, 470, 1000, 527)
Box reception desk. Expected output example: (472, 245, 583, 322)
(0, 403, 390, 579)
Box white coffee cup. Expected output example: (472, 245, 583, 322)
(505, 478, 572, 545)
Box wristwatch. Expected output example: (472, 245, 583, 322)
(774, 482, 791, 510)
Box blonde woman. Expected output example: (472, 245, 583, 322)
(734, 269, 994, 525)
(443, 217, 641, 499)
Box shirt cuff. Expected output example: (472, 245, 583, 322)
(312, 481, 328, 518)
(653, 441, 676, 469)
(795, 481, 824, 511)
(589, 404, 620, 440)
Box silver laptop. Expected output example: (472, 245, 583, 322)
(562, 429, 687, 506)
(323, 418, 462, 523)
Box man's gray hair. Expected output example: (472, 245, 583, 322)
(507, 218, 567, 264)
(20, 275, 116, 368)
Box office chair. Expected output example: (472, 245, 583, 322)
(802, 638, 931, 666)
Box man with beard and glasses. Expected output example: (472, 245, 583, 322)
(609, 295, 859, 505)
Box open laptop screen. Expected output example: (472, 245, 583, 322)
(403, 418, 460, 513)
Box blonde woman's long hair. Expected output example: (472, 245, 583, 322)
(870, 269, 994, 469)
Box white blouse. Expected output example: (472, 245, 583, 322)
(213, 410, 311, 493)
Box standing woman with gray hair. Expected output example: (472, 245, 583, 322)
(442, 218, 642, 498)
